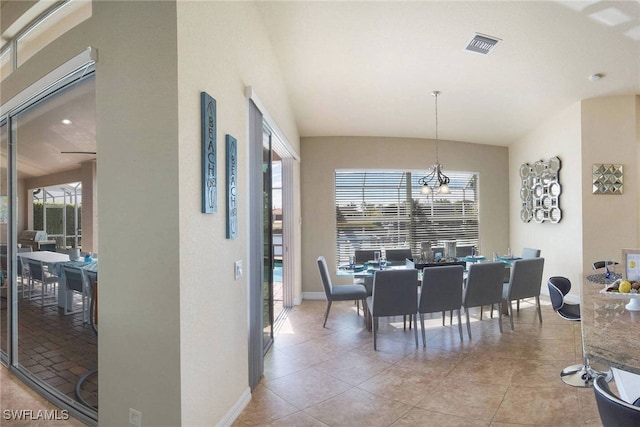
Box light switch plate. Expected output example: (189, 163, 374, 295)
(234, 260, 243, 280)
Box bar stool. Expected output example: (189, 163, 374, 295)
(548, 276, 609, 387)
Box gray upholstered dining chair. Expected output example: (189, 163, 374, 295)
(510, 247, 541, 311)
(384, 248, 412, 263)
(521, 247, 541, 259)
(366, 269, 419, 350)
(26, 259, 59, 307)
(317, 256, 367, 328)
(462, 261, 505, 339)
(62, 265, 90, 322)
(418, 265, 464, 346)
(354, 250, 376, 264)
(502, 257, 545, 330)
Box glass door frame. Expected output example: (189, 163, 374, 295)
(0, 50, 97, 425)
(262, 130, 274, 352)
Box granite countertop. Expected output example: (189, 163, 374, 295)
(582, 274, 640, 374)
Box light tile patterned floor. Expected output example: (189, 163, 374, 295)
(234, 297, 608, 426)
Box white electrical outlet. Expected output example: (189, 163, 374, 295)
(234, 260, 243, 280)
(129, 408, 142, 427)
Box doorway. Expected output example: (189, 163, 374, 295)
(0, 65, 97, 424)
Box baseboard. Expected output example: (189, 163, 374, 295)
(301, 292, 326, 300)
(216, 386, 251, 427)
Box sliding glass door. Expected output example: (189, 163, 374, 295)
(262, 130, 274, 352)
(1, 67, 97, 424)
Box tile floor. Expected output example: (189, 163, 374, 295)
(234, 297, 610, 426)
(0, 284, 98, 412)
(0, 364, 86, 426)
(1, 295, 612, 426)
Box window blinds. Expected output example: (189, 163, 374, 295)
(335, 170, 479, 264)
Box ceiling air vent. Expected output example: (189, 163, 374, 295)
(465, 33, 501, 55)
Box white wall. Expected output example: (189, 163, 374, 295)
(301, 136, 509, 296)
(510, 96, 639, 300)
(176, 2, 299, 425)
(510, 103, 583, 297)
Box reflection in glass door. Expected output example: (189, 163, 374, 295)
(262, 130, 274, 352)
(271, 154, 284, 324)
(4, 70, 98, 422)
(0, 119, 7, 361)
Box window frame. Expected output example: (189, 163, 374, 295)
(335, 169, 480, 265)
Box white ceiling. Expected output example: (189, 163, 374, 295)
(255, 0, 640, 146)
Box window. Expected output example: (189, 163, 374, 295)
(0, 0, 91, 82)
(16, 0, 92, 67)
(0, 46, 11, 81)
(335, 169, 479, 264)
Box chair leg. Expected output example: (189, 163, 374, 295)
(355, 299, 360, 316)
(490, 303, 494, 318)
(536, 295, 542, 324)
(372, 316, 378, 350)
(323, 300, 332, 328)
(508, 300, 514, 330)
(442, 311, 445, 326)
(465, 307, 472, 340)
(457, 309, 463, 341)
(480, 305, 483, 320)
(413, 314, 418, 347)
(450, 310, 453, 325)
(517, 299, 520, 312)
(420, 313, 427, 347)
(497, 307, 503, 333)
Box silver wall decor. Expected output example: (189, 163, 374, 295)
(520, 156, 562, 224)
(592, 164, 623, 195)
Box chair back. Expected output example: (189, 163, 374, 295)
(594, 375, 640, 426)
(592, 260, 618, 270)
(371, 269, 418, 317)
(463, 262, 504, 307)
(521, 247, 541, 259)
(27, 259, 44, 280)
(419, 265, 464, 314)
(316, 256, 333, 298)
(547, 276, 570, 312)
(384, 248, 412, 262)
(505, 258, 545, 301)
(63, 265, 85, 293)
(85, 270, 98, 334)
(354, 250, 376, 264)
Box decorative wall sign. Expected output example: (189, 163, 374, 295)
(201, 91, 217, 213)
(593, 164, 623, 195)
(520, 156, 562, 224)
(226, 135, 238, 239)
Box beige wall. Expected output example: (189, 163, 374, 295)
(3, 1, 301, 424)
(509, 103, 583, 298)
(509, 95, 639, 300)
(581, 96, 639, 272)
(301, 136, 509, 296)
(176, 1, 299, 424)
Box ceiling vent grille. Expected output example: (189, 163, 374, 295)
(465, 33, 501, 55)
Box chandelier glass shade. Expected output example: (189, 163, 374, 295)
(419, 91, 450, 195)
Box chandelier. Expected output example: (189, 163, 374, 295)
(419, 91, 450, 195)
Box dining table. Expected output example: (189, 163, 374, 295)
(18, 251, 98, 309)
(583, 272, 640, 402)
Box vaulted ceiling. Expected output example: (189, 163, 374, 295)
(256, 0, 640, 146)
